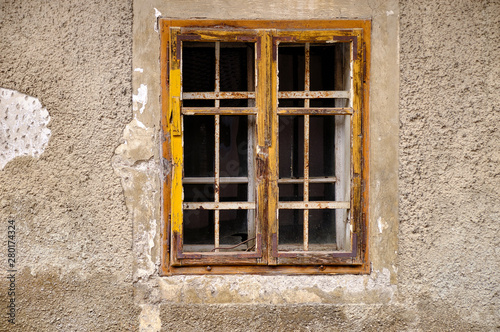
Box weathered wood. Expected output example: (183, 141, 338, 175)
(160, 19, 370, 274)
(169, 27, 183, 267)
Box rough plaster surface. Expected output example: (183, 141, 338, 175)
(0, 88, 51, 169)
(0, 0, 140, 330)
(0, 0, 498, 330)
(398, 0, 500, 329)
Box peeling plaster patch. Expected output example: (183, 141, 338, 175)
(154, 8, 162, 32)
(139, 304, 161, 332)
(0, 88, 51, 169)
(134, 67, 144, 73)
(135, 117, 147, 129)
(136, 217, 157, 280)
(133, 84, 148, 114)
(114, 118, 154, 164)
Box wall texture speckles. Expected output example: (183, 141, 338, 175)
(0, 88, 51, 169)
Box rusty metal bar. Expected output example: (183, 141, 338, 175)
(214, 114, 220, 252)
(183, 91, 256, 100)
(183, 202, 256, 210)
(303, 114, 310, 251)
(213, 42, 221, 252)
(278, 91, 349, 99)
(278, 176, 337, 184)
(215, 41, 220, 108)
(304, 43, 310, 109)
(278, 201, 350, 209)
(182, 107, 258, 115)
(183, 176, 249, 184)
(277, 108, 352, 115)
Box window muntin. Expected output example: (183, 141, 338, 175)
(161, 21, 369, 274)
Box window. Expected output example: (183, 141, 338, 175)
(160, 20, 370, 275)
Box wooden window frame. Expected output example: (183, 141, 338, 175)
(160, 19, 370, 275)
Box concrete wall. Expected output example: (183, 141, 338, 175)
(0, 0, 498, 331)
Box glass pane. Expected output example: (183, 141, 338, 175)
(278, 209, 303, 250)
(278, 116, 303, 179)
(220, 99, 251, 107)
(279, 184, 303, 202)
(183, 210, 214, 252)
(309, 209, 337, 250)
(278, 43, 305, 91)
(183, 115, 214, 177)
(278, 99, 304, 107)
(310, 43, 350, 91)
(220, 42, 255, 92)
(220, 184, 247, 202)
(220, 116, 248, 177)
(309, 183, 335, 201)
(183, 100, 215, 107)
(219, 210, 249, 248)
(182, 42, 215, 93)
(184, 184, 214, 202)
(309, 116, 335, 178)
(310, 98, 336, 107)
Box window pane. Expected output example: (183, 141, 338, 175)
(310, 43, 350, 92)
(278, 43, 305, 91)
(182, 42, 215, 93)
(184, 184, 214, 202)
(309, 209, 337, 250)
(309, 116, 335, 177)
(278, 99, 304, 107)
(220, 184, 247, 202)
(219, 210, 249, 247)
(183, 99, 215, 107)
(279, 183, 303, 201)
(220, 115, 248, 177)
(278, 115, 304, 179)
(220, 43, 255, 92)
(278, 209, 303, 250)
(309, 183, 335, 201)
(183, 210, 214, 252)
(183, 115, 214, 177)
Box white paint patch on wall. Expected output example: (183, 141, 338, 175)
(0, 88, 51, 169)
(133, 84, 148, 114)
(154, 8, 162, 32)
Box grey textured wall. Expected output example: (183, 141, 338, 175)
(398, 0, 500, 329)
(0, 0, 498, 331)
(0, 0, 140, 330)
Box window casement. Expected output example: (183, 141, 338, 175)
(160, 20, 370, 275)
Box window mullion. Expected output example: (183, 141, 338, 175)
(255, 30, 274, 264)
(214, 42, 221, 252)
(169, 27, 183, 265)
(303, 42, 311, 251)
